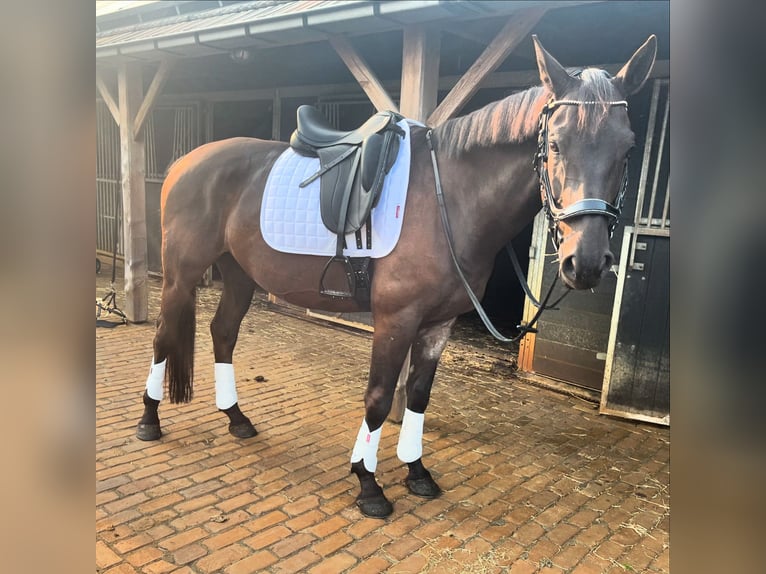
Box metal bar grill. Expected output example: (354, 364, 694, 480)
(646, 90, 670, 229)
(96, 100, 123, 255)
(634, 79, 670, 235)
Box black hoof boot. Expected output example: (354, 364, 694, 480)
(355, 495, 393, 518)
(136, 423, 162, 441)
(351, 461, 393, 519)
(137, 393, 162, 441)
(228, 421, 258, 438)
(222, 403, 258, 439)
(406, 459, 442, 499)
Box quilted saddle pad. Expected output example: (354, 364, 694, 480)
(261, 119, 412, 258)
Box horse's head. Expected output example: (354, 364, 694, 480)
(532, 35, 657, 290)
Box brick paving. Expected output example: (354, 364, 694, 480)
(96, 263, 669, 573)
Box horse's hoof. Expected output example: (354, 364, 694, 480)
(228, 422, 258, 439)
(355, 496, 393, 519)
(406, 475, 442, 499)
(136, 423, 162, 441)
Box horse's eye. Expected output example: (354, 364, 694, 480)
(549, 141, 559, 153)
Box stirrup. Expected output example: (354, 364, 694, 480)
(319, 255, 356, 298)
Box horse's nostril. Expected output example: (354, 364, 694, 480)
(603, 252, 615, 274)
(561, 255, 576, 279)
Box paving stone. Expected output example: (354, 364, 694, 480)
(96, 267, 669, 574)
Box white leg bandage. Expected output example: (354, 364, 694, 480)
(214, 363, 238, 410)
(397, 408, 425, 463)
(145, 358, 166, 401)
(350, 419, 383, 473)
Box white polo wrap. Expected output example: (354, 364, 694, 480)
(397, 408, 425, 463)
(350, 419, 383, 473)
(145, 358, 166, 401)
(214, 363, 238, 410)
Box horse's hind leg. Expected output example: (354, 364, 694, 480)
(210, 253, 258, 438)
(397, 318, 455, 498)
(137, 271, 201, 441)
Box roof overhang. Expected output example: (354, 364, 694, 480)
(97, 0, 590, 63)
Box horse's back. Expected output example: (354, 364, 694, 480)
(161, 137, 287, 224)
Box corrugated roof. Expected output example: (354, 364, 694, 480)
(99, 1, 372, 46)
(96, 1, 162, 19)
(96, 0, 550, 61)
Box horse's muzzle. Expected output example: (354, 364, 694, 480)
(560, 250, 614, 290)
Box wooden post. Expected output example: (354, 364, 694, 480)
(400, 25, 440, 121)
(389, 27, 441, 424)
(118, 62, 149, 323)
(517, 211, 548, 372)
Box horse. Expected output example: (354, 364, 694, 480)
(135, 35, 657, 518)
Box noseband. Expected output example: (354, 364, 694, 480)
(535, 99, 629, 249)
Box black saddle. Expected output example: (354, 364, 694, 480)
(291, 106, 401, 153)
(289, 105, 405, 301)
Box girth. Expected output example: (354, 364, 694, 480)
(289, 105, 404, 300)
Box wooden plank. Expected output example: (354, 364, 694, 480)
(329, 35, 399, 113)
(96, 73, 120, 126)
(132, 59, 173, 140)
(428, 7, 547, 126)
(534, 331, 608, 392)
(118, 61, 149, 323)
(518, 212, 548, 372)
(532, 355, 604, 392)
(400, 25, 440, 121)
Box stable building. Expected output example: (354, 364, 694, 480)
(96, 0, 669, 424)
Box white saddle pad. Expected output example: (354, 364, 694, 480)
(261, 119, 412, 258)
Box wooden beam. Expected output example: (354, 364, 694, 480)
(96, 73, 120, 126)
(400, 25, 440, 122)
(428, 7, 547, 126)
(329, 35, 399, 113)
(155, 59, 669, 106)
(132, 59, 173, 140)
(118, 61, 149, 323)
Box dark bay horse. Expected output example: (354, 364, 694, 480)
(136, 36, 656, 518)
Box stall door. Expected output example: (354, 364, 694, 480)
(600, 79, 670, 424)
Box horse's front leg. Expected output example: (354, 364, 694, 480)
(210, 254, 258, 438)
(350, 315, 418, 518)
(397, 318, 455, 498)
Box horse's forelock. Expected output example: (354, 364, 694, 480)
(571, 68, 622, 133)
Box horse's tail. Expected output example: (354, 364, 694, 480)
(164, 287, 196, 404)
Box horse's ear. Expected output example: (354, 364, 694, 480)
(613, 35, 657, 96)
(532, 35, 575, 98)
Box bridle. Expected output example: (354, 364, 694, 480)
(534, 98, 630, 250)
(423, 95, 633, 343)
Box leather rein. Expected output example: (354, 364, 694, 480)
(425, 98, 630, 343)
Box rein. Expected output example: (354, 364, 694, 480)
(425, 130, 567, 343)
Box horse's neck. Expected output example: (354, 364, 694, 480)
(439, 141, 541, 259)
